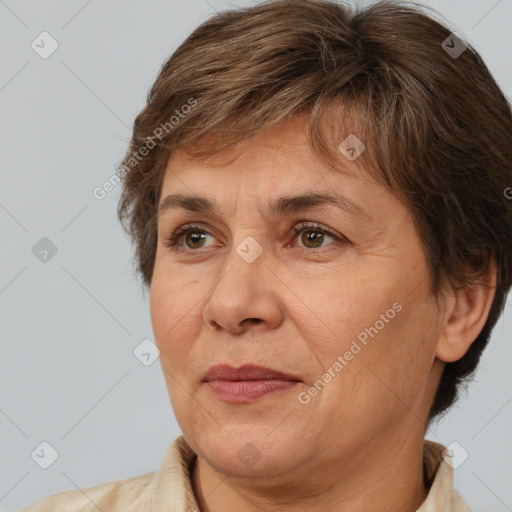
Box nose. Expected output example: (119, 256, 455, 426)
(202, 245, 284, 335)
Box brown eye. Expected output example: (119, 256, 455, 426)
(300, 229, 325, 248)
(184, 231, 208, 249)
(291, 222, 341, 250)
(164, 225, 215, 251)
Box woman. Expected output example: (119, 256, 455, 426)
(21, 0, 512, 510)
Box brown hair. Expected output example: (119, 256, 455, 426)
(117, 0, 512, 423)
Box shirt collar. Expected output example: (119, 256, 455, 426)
(418, 440, 470, 511)
(152, 436, 470, 511)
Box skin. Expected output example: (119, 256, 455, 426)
(149, 114, 496, 512)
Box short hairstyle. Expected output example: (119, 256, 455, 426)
(117, 0, 512, 424)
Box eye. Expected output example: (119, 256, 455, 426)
(163, 224, 218, 251)
(289, 222, 342, 250)
(163, 221, 346, 253)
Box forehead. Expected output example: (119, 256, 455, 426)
(162, 114, 369, 188)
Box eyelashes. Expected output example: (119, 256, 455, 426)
(164, 224, 209, 251)
(163, 221, 348, 253)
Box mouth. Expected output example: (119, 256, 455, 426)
(204, 364, 301, 403)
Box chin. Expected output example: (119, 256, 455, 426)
(189, 428, 303, 477)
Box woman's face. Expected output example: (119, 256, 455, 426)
(150, 115, 445, 482)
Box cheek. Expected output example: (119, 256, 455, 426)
(303, 278, 436, 409)
(293, 276, 392, 361)
(352, 299, 438, 413)
(149, 273, 204, 364)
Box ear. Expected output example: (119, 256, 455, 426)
(435, 258, 497, 363)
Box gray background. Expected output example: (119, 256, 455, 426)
(1, 0, 511, 510)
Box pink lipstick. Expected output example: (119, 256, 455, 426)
(204, 364, 301, 403)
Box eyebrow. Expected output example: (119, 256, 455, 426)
(158, 192, 371, 221)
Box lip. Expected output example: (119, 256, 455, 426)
(204, 364, 301, 403)
(204, 364, 301, 382)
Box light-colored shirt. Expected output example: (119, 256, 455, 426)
(20, 436, 470, 511)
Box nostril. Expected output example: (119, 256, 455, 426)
(244, 318, 262, 325)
